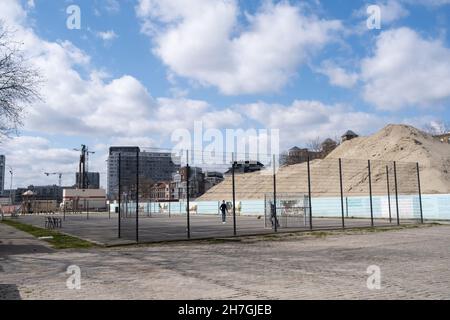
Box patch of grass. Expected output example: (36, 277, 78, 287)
(261, 234, 289, 242)
(310, 231, 330, 238)
(245, 224, 437, 243)
(1, 219, 96, 249)
(348, 223, 433, 234)
(206, 238, 242, 244)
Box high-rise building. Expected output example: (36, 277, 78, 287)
(107, 147, 180, 199)
(107, 146, 139, 199)
(76, 172, 100, 189)
(0, 155, 5, 195)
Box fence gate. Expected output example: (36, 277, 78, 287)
(265, 193, 310, 229)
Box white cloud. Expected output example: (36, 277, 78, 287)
(0, 0, 27, 25)
(111, 137, 156, 148)
(96, 30, 118, 42)
(136, 0, 342, 95)
(0, 136, 80, 188)
(354, 0, 450, 27)
(0, 1, 244, 140)
(404, 0, 450, 6)
(351, 0, 408, 35)
(152, 97, 243, 133)
(361, 27, 450, 110)
(238, 100, 387, 148)
(3, 0, 446, 190)
(0, 98, 423, 188)
(378, 0, 409, 24)
(20, 40, 153, 137)
(27, 0, 35, 9)
(317, 61, 359, 88)
(94, 0, 120, 15)
(105, 0, 120, 13)
(0, 0, 248, 187)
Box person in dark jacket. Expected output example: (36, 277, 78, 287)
(270, 202, 279, 229)
(220, 200, 228, 224)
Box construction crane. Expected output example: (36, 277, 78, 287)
(86, 149, 95, 173)
(73, 145, 95, 189)
(44, 172, 63, 187)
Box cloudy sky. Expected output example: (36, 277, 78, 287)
(0, 0, 449, 189)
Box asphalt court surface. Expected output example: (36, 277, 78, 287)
(16, 213, 412, 245)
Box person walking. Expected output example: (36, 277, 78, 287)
(270, 202, 279, 229)
(220, 200, 228, 224)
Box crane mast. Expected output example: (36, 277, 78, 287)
(73, 145, 95, 189)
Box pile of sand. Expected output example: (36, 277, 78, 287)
(198, 124, 450, 201)
(327, 124, 450, 194)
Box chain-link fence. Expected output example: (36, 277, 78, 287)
(113, 148, 424, 243)
(9, 148, 425, 244)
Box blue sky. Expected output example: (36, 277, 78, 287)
(0, 0, 449, 188)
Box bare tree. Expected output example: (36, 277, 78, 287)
(423, 121, 450, 136)
(333, 134, 342, 146)
(279, 150, 289, 166)
(0, 22, 42, 138)
(139, 177, 155, 200)
(307, 136, 322, 152)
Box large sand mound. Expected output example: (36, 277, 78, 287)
(327, 124, 450, 194)
(198, 124, 450, 201)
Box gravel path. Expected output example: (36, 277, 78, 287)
(1, 223, 449, 300)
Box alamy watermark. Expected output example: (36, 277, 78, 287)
(366, 265, 381, 290)
(367, 5, 382, 30)
(65, 3, 382, 33)
(66, 265, 81, 290)
(66, 5, 81, 30)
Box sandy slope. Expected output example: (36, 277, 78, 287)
(327, 124, 450, 194)
(199, 124, 450, 200)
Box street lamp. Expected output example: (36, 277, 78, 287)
(7, 166, 13, 205)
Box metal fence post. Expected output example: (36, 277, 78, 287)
(136, 149, 139, 243)
(125, 194, 128, 218)
(368, 160, 374, 227)
(273, 154, 278, 232)
(417, 162, 424, 224)
(264, 194, 267, 228)
(394, 161, 400, 226)
(386, 165, 392, 223)
(118, 153, 121, 239)
(151, 202, 154, 218)
(307, 153, 313, 230)
(346, 197, 349, 217)
(232, 153, 237, 236)
(186, 150, 191, 239)
(339, 158, 345, 229)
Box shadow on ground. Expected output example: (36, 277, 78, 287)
(0, 284, 22, 300)
(0, 244, 54, 257)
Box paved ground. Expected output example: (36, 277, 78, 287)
(0, 222, 54, 257)
(1, 222, 449, 300)
(17, 213, 403, 245)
